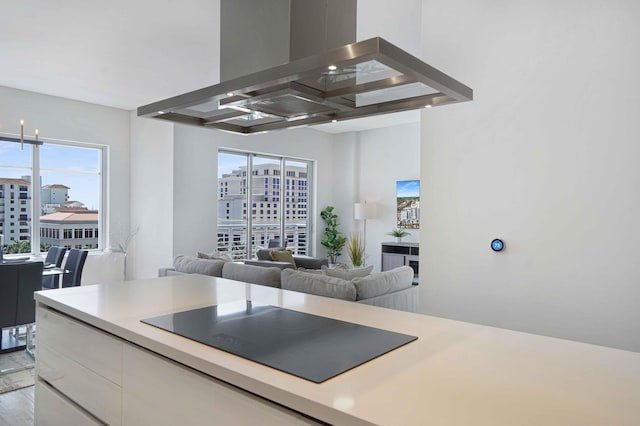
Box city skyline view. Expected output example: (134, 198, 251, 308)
(0, 141, 100, 210)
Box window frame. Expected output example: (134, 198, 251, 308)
(217, 148, 314, 259)
(0, 135, 107, 254)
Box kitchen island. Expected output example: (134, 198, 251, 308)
(34, 274, 640, 425)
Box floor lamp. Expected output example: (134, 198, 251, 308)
(354, 201, 377, 263)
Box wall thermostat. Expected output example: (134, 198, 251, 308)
(491, 239, 504, 252)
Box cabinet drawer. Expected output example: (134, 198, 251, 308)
(38, 341, 122, 425)
(122, 344, 321, 425)
(36, 306, 123, 385)
(35, 380, 101, 426)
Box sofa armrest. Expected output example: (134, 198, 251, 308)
(357, 286, 419, 313)
(158, 267, 186, 277)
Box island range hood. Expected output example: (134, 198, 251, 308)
(138, 2, 473, 134)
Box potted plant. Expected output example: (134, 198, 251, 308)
(346, 232, 365, 268)
(320, 206, 346, 266)
(387, 228, 410, 243)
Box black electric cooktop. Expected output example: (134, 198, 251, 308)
(142, 301, 417, 383)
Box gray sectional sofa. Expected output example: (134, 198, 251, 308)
(159, 255, 418, 312)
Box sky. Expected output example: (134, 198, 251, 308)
(396, 179, 420, 198)
(0, 140, 101, 210)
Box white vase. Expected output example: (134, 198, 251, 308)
(396, 237, 402, 243)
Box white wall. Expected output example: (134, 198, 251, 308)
(129, 114, 174, 280)
(349, 123, 421, 271)
(420, 0, 640, 352)
(171, 125, 337, 260)
(356, 0, 422, 56)
(0, 86, 130, 285)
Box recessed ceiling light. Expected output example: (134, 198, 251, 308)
(158, 111, 165, 114)
(226, 92, 234, 97)
(424, 105, 432, 108)
(331, 119, 337, 123)
(328, 65, 337, 71)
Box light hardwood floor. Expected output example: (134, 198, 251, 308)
(0, 385, 34, 426)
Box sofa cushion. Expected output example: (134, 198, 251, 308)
(173, 255, 225, 277)
(297, 267, 324, 275)
(270, 249, 297, 267)
(321, 265, 373, 280)
(281, 269, 357, 301)
(222, 262, 281, 288)
(197, 250, 233, 262)
(256, 249, 274, 261)
(351, 266, 414, 301)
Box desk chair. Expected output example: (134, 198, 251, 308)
(61, 249, 88, 288)
(42, 246, 67, 289)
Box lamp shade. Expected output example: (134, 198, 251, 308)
(354, 202, 377, 220)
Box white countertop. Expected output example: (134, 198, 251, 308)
(35, 275, 640, 426)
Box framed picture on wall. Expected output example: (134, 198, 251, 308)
(396, 180, 420, 229)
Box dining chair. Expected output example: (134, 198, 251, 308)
(0, 262, 43, 355)
(61, 249, 88, 288)
(15, 261, 44, 355)
(42, 246, 67, 289)
(0, 264, 20, 352)
(268, 238, 287, 249)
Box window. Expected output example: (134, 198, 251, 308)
(217, 150, 313, 258)
(0, 137, 105, 255)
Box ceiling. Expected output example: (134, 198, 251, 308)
(0, 0, 418, 133)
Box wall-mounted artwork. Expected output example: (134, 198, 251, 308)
(396, 180, 420, 229)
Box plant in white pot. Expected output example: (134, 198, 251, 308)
(387, 228, 410, 243)
(320, 206, 346, 266)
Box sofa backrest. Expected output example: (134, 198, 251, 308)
(222, 262, 282, 288)
(281, 269, 357, 301)
(351, 266, 414, 301)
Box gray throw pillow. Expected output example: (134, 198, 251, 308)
(281, 269, 357, 301)
(173, 255, 225, 277)
(351, 266, 413, 300)
(321, 264, 373, 280)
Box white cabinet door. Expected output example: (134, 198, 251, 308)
(122, 344, 321, 426)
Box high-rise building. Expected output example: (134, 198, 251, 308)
(0, 178, 32, 245)
(217, 163, 308, 255)
(1, 176, 98, 251)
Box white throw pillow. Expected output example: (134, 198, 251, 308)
(197, 250, 233, 262)
(321, 264, 373, 280)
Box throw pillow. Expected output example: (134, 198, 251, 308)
(173, 255, 225, 277)
(197, 250, 233, 262)
(281, 269, 357, 301)
(270, 249, 297, 268)
(321, 264, 373, 280)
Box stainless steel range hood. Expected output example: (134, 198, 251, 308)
(138, 36, 472, 134)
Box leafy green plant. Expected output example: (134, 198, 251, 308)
(320, 206, 346, 264)
(387, 229, 410, 238)
(347, 232, 365, 267)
